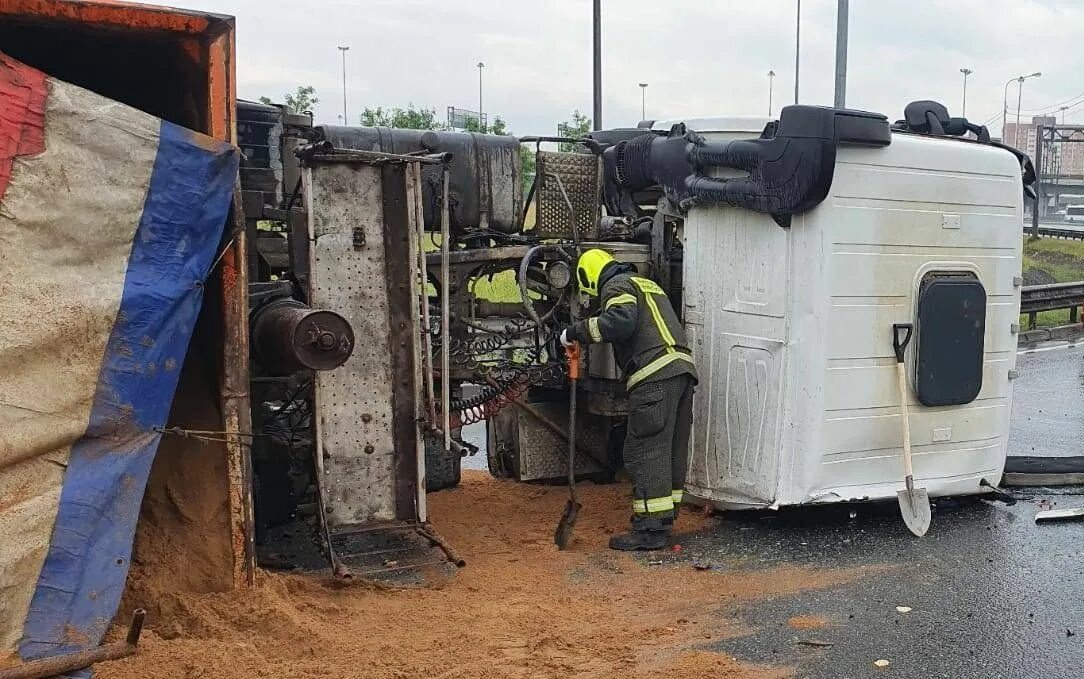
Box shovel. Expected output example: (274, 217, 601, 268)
(892, 323, 931, 537)
(554, 342, 582, 550)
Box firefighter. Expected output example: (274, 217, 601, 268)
(560, 248, 697, 551)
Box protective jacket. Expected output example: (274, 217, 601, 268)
(570, 263, 697, 390)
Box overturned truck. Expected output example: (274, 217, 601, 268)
(240, 98, 1035, 565)
(0, 0, 1036, 670)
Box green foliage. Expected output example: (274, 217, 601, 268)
(1021, 236, 1084, 328)
(360, 104, 447, 130)
(557, 110, 591, 152)
(519, 146, 536, 187)
(1024, 236, 1084, 282)
(258, 86, 318, 114)
(462, 115, 505, 135)
(259, 85, 318, 114)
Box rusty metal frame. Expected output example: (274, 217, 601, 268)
(381, 163, 423, 521)
(0, 610, 146, 679)
(0, 0, 233, 30)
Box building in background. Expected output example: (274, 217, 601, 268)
(1004, 115, 1084, 218)
(1003, 115, 1084, 178)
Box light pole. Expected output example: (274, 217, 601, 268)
(477, 61, 485, 133)
(593, 0, 602, 130)
(794, 0, 801, 104)
(1016, 73, 1040, 149)
(638, 83, 648, 121)
(1002, 72, 1041, 147)
(959, 68, 972, 116)
(337, 45, 349, 123)
(833, 0, 848, 108)
(767, 70, 776, 116)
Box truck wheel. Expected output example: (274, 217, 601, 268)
(425, 434, 462, 491)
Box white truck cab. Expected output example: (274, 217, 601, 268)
(644, 106, 1028, 509)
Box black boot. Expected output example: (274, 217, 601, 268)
(609, 516, 671, 551)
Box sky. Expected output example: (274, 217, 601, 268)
(167, 0, 1084, 137)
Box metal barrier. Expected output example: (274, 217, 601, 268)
(1022, 224, 1084, 241)
(1020, 281, 1084, 328)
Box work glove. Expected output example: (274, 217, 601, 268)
(559, 328, 576, 348)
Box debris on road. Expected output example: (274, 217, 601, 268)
(796, 639, 834, 648)
(896, 606, 913, 613)
(874, 659, 891, 668)
(1035, 506, 1084, 522)
(787, 615, 831, 631)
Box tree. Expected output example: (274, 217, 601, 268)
(519, 146, 536, 188)
(259, 85, 319, 114)
(462, 115, 505, 135)
(360, 104, 447, 130)
(355, 105, 534, 188)
(556, 110, 591, 152)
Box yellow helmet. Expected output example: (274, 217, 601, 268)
(576, 248, 615, 297)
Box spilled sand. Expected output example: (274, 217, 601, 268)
(99, 471, 877, 679)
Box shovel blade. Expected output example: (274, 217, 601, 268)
(554, 500, 581, 550)
(897, 488, 931, 536)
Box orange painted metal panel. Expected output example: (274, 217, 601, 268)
(0, 0, 223, 37)
(0, 0, 236, 142)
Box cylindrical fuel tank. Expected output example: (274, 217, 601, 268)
(316, 126, 523, 234)
(252, 299, 355, 375)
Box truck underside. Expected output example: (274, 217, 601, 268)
(237, 99, 1034, 574)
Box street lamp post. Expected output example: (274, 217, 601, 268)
(833, 0, 848, 108)
(959, 67, 972, 116)
(1016, 75, 1037, 148)
(794, 0, 801, 104)
(477, 61, 485, 133)
(1002, 71, 1041, 147)
(767, 70, 776, 116)
(337, 46, 349, 123)
(638, 83, 648, 121)
(593, 0, 602, 130)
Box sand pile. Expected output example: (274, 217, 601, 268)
(99, 472, 870, 678)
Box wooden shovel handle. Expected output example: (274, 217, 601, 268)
(897, 361, 913, 478)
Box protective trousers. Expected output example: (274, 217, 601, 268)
(623, 373, 695, 519)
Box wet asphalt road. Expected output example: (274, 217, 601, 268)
(665, 489, 1084, 679)
(1010, 341, 1084, 459)
(458, 342, 1084, 677)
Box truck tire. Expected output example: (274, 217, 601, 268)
(425, 433, 462, 491)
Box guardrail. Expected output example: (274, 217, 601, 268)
(1020, 281, 1084, 328)
(1022, 224, 1084, 240)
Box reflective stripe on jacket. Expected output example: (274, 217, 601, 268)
(572, 271, 697, 389)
